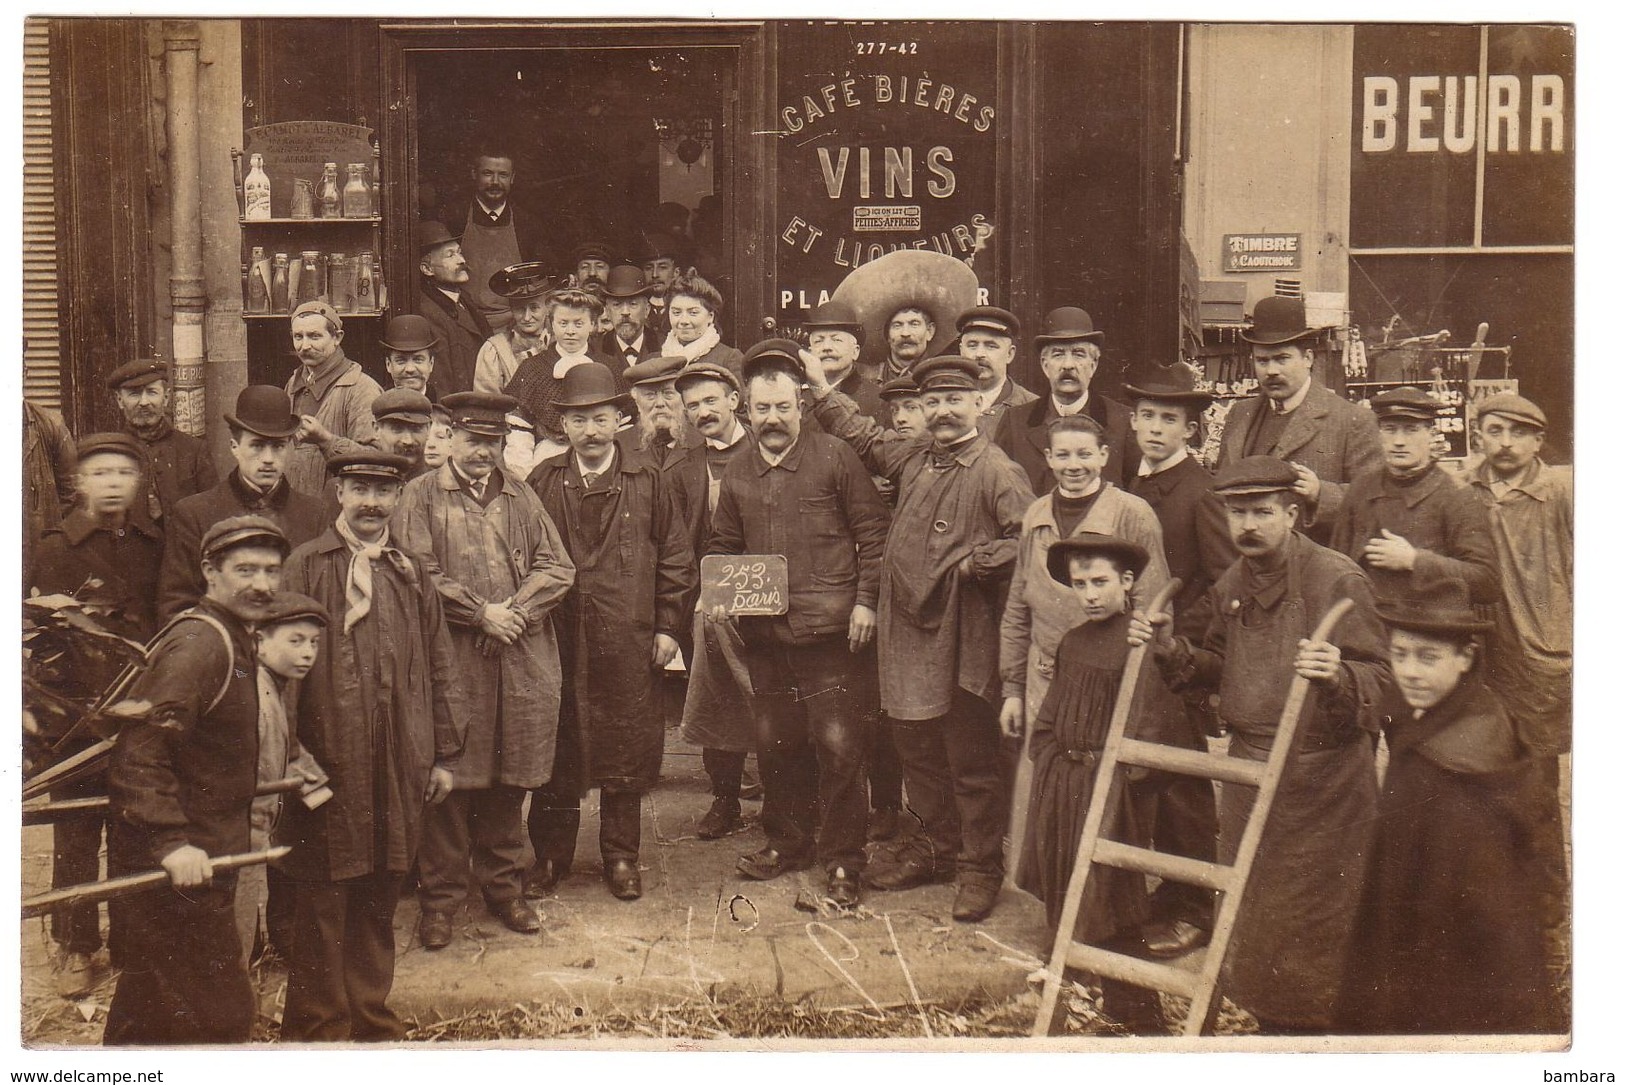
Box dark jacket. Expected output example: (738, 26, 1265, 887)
(416, 278, 496, 401)
(596, 329, 664, 370)
(157, 471, 328, 620)
(709, 431, 891, 644)
(126, 420, 218, 526)
(32, 509, 165, 648)
(835, 370, 888, 424)
(24, 400, 76, 582)
(1128, 453, 1238, 639)
(504, 347, 627, 442)
(993, 390, 1140, 494)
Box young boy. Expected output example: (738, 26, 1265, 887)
(878, 374, 924, 438)
(422, 405, 454, 470)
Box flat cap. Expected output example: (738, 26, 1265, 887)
(624, 355, 687, 387)
(371, 388, 434, 424)
(740, 338, 805, 384)
(911, 355, 981, 392)
(1476, 392, 1547, 431)
(257, 591, 331, 629)
(1369, 386, 1441, 422)
(104, 360, 169, 391)
(489, 261, 556, 302)
(956, 306, 1021, 340)
(1212, 455, 1299, 497)
(75, 432, 147, 463)
(200, 514, 289, 561)
(326, 451, 415, 481)
(1046, 532, 1151, 585)
(441, 391, 518, 436)
(674, 360, 742, 395)
(878, 374, 921, 400)
(291, 299, 343, 333)
(571, 240, 615, 266)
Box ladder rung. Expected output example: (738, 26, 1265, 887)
(1063, 942, 1198, 999)
(1118, 739, 1265, 787)
(1091, 839, 1236, 893)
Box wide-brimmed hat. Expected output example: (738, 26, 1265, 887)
(371, 388, 434, 424)
(1475, 392, 1547, 431)
(224, 385, 299, 439)
(1240, 295, 1319, 346)
(378, 314, 440, 354)
(956, 306, 1021, 340)
(201, 514, 289, 561)
(553, 362, 630, 410)
(489, 261, 555, 302)
(417, 220, 462, 256)
(1212, 455, 1299, 497)
(602, 264, 653, 299)
(1370, 386, 1442, 423)
(1122, 364, 1214, 410)
(1046, 532, 1151, 585)
(104, 359, 169, 391)
(829, 250, 978, 369)
(1033, 307, 1105, 347)
(1376, 581, 1492, 637)
(912, 355, 980, 392)
(624, 355, 687, 388)
(441, 391, 518, 436)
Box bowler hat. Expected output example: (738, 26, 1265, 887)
(912, 355, 981, 392)
(441, 391, 518, 436)
(1212, 455, 1299, 497)
(417, 221, 462, 256)
(804, 300, 864, 338)
(489, 261, 556, 302)
(1033, 307, 1105, 347)
(257, 591, 331, 630)
(201, 514, 289, 561)
(1046, 532, 1151, 586)
(1370, 386, 1441, 423)
(740, 338, 805, 384)
(878, 374, 921, 401)
(327, 451, 415, 482)
(378, 314, 441, 354)
(104, 359, 169, 391)
(75, 432, 146, 464)
(956, 306, 1021, 340)
(371, 388, 434, 424)
(1240, 296, 1319, 346)
(224, 385, 300, 439)
(637, 231, 688, 263)
(1475, 392, 1547, 431)
(552, 362, 630, 410)
(625, 355, 687, 388)
(1122, 364, 1214, 410)
(1375, 581, 1492, 637)
(291, 300, 343, 334)
(674, 360, 742, 396)
(602, 264, 653, 299)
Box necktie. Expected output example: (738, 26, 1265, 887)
(581, 470, 601, 489)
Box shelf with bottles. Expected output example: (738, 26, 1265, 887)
(242, 246, 387, 319)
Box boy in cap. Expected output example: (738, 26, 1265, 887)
(105, 359, 216, 524)
(285, 300, 383, 498)
(278, 454, 465, 1039)
(474, 261, 555, 395)
(879, 374, 925, 438)
(379, 314, 441, 397)
(956, 305, 1037, 433)
(1130, 455, 1390, 1033)
(1330, 386, 1499, 609)
(104, 516, 289, 1045)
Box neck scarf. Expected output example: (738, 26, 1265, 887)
(661, 324, 721, 363)
(332, 515, 417, 633)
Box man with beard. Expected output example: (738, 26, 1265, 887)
(394, 392, 574, 946)
(803, 353, 1035, 922)
(805, 300, 885, 422)
(598, 265, 664, 369)
(436, 146, 551, 333)
(955, 307, 1037, 434)
(105, 359, 216, 525)
(379, 314, 441, 398)
(284, 301, 383, 498)
(103, 516, 289, 1045)
(529, 363, 694, 901)
(572, 240, 614, 294)
(1215, 296, 1381, 543)
(158, 386, 326, 619)
(623, 355, 692, 465)
(881, 305, 936, 382)
(417, 222, 495, 400)
(279, 453, 464, 1040)
(474, 262, 555, 396)
(994, 307, 1138, 494)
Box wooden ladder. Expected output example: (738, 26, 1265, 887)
(1032, 594, 1355, 1037)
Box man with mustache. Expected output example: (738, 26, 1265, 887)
(597, 265, 665, 369)
(158, 386, 326, 619)
(435, 145, 552, 333)
(105, 359, 216, 526)
(881, 305, 936, 382)
(571, 240, 614, 295)
(623, 355, 692, 465)
(283, 301, 383, 499)
(1215, 295, 1381, 543)
(279, 453, 465, 1040)
(638, 231, 686, 335)
(805, 353, 1034, 922)
(994, 306, 1139, 494)
(379, 314, 441, 398)
(103, 516, 290, 1045)
(955, 306, 1037, 434)
(416, 222, 496, 400)
(1130, 455, 1390, 1033)
(321, 389, 437, 483)
(393, 392, 575, 946)
(805, 300, 886, 422)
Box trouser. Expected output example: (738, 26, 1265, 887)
(50, 774, 105, 956)
(703, 748, 747, 802)
(234, 821, 271, 970)
(281, 872, 407, 1043)
(657, 670, 688, 730)
(1529, 755, 1571, 939)
(1140, 771, 1220, 929)
(851, 644, 901, 811)
(416, 785, 527, 914)
(104, 859, 253, 1045)
(890, 691, 1008, 881)
(529, 719, 643, 866)
(745, 634, 870, 873)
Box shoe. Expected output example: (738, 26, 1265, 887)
(825, 867, 861, 908)
(54, 950, 96, 999)
(419, 909, 454, 950)
(739, 768, 764, 801)
(862, 849, 953, 891)
(604, 859, 642, 901)
(867, 807, 902, 842)
(1141, 918, 1211, 959)
(486, 897, 542, 934)
(696, 797, 744, 840)
(951, 877, 1001, 923)
(736, 846, 814, 881)
(524, 859, 566, 899)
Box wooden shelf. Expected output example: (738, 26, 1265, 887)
(240, 217, 381, 226)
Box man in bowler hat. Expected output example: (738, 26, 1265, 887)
(416, 222, 495, 399)
(598, 264, 665, 367)
(379, 314, 442, 397)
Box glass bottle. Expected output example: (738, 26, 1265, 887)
(355, 252, 376, 311)
(246, 246, 270, 313)
(240, 261, 251, 311)
(317, 162, 341, 219)
(297, 251, 323, 306)
(243, 153, 271, 220)
(342, 163, 370, 218)
(290, 178, 315, 219)
(271, 253, 290, 313)
(328, 253, 352, 310)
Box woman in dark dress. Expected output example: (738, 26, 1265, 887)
(1338, 585, 1552, 1034)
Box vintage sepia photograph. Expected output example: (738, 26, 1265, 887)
(14, 12, 1581, 1065)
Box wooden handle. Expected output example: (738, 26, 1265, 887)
(1144, 577, 1181, 618)
(22, 846, 292, 920)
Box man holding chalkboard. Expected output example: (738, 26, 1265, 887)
(708, 340, 892, 907)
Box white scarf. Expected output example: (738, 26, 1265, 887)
(661, 324, 721, 363)
(333, 516, 415, 633)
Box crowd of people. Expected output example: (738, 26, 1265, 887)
(21, 156, 1572, 1044)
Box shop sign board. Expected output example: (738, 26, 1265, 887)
(1221, 233, 1302, 273)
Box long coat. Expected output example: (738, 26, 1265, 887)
(531, 450, 695, 792)
(1128, 452, 1238, 640)
(278, 529, 467, 881)
(811, 389, 1034, 720)
(1215, 383, 1382, 542)
(393, 465, 575, 789)
(993, 390, 1141, 495)
(417, 279, 496, 401)
(125, 420, 218, 526)
(284, 351, 382, 499)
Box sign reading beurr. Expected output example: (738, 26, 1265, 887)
(775, 22, 998, 336)
(1222, 233, 1302, 273)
